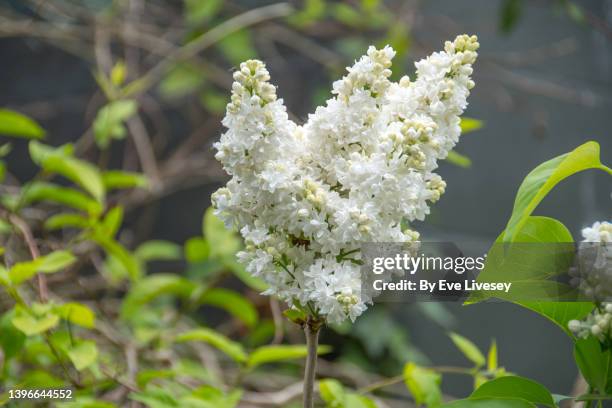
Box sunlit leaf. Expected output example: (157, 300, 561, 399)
(9, 250, 76, 285)
(247, 344, 331, 369)
(102, 170, 149, 190)
(11, 304, 60, 336)
(29, 141, 105, 203)
(403, 362, 442, 408)
(449, 332, 485, 367)
(176, 328, 247, 363)
(22, 181, 102, 215)
(44, 213, 91, 230)
(460, 117, 484, 134)
(66, 340, 98, 371)
(0, 109, 45, 139)
(55, 302, 96, 329)
(446, 150, 472, 168)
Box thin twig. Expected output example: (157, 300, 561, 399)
(9, 214, 47, 302)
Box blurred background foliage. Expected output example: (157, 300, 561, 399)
(0, 0, 611, 407)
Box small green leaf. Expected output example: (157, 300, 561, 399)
(176, 328, 247, 363)
(93, 100, 137, 148)
(449, 332, 485, 367)
(55, 302, 96, 329)
(91, 231, 141, 281)
(460, 117, 484, 134)
(503, 141, 611, 242)
(196, 288, 258, 328)
(403, 362, 442, 408)
(102, 170, 149, 190)
(136, 240, 182, 262)
(11, 304, 60, 336)
(44, 213, 90, 230)
(487, 340, 498, 371)
(247, 344, 331, 369)
(22, 182, 102, 215)
(0, 109, 45, 139)
(217, 29, 257, 66)
(29, 141, 105, 203)
(111, 61, 127, 86)
(9, 250, 76, 285)
(67, 340, 98, 371)
(499, 0, 523, 33)
(446, 150, 472, 168)
(101, 206, 123, 238)
(159, 63, 206, 99)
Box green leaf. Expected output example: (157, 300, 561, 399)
(22, 181, 102, 215)
(0, 310, 26, 358)
(121, 274, 196, 318)
(102, 170, 149, 190)
(67, 340, 98, 371)
(319, 379, 345, 406)
(55, 302, 96, 329)
(196, 288, 258, 328)
(332, 3, 362, 27)
(200, 89, 228, 115)
(93, 100, 137, 148)
(503, 141, 611, 242)
(29, 141, 105, 203)
(499, 0, 523, 33)
(446, 150, 472, 168)
(515, 301, 593, 338)
(111, 60, 127, 86)
(443, 398, 535, 408)
(185, 237, 210, 262)
(159, 63, 206, 99)
(288, 0, 326, 27)
(176, 328, 247, 363)
(574, 336, 609, 393)
(91, 231, 141, 281)
(203, 207, 241, 259)
(460, 117, 484, 134)
(470, 376, 555, 407)
(217, 29, 257, 66)
(247, 344, 331, 369)
(44, 213, 91, 230)
(11, 304, 60, 336)
(9, 250, 76, 285)
(184, 0, 223, 25)
(102, 206, 123, 237)
(403, 362, 442, 408)
(487, 340, 498, 371)
(0, 109, 45, 139)
(449, 332, 485, 367)
(136, 240, 182, 262)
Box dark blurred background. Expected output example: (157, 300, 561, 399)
(1, 0, 611, 399)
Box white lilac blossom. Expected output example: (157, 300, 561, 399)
(569, 221, 612, 341)
(569, 221, 612, 301)
(212, 35, 480, 323)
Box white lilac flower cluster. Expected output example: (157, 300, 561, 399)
(212, 35, 479, 323)
(569, 221, 612, 341)
(569, 221, 612, 301)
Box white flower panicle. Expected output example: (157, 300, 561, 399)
(569, 221, 612, 341)
(213, 35, 480, 323)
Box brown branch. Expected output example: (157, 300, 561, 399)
(8, 214, 47, 302)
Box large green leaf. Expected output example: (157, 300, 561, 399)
(176, 328, 247, 363)
(196, 288, 258, 328)
(247, 344, 331, 369)
(0, 109, 45, 139)
(403, 362, 442, 408)
(503, 141, 611, 242)
(443, 398, 535, 408)
(471, 216, 593, 337)
(470, 376, 555, 407)
(29, 141, 105, 203)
